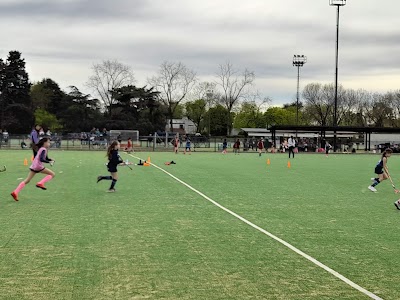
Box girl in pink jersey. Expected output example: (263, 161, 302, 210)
(11, 138, 55, 201)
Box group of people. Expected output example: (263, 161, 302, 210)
(10, 137, 132, 199)
(172, 135, 192, 154)
(10, 124, 136, 200)
(8, 125, 400, 211)
(221, 138, 275, 156)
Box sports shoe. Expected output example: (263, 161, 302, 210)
(36, 183, 47, 190)
(97, 176, 102, 183)
(371, 178, 376, 181)
(11, 192, 18, 201)
(368, 186, 377, 192)
(107, 189, 116, 193)
(394, 201, 400, 210)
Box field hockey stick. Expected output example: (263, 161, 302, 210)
(118, 162, 133, 170)
(386, 169, 399, 193)
(388, 177, 399, 193)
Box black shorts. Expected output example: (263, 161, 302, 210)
(375, 166, 384, 175)
(30, 167, 45, 173)
(107, 163, 118, 173)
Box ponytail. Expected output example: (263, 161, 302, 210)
(107, 141, 119, 159)
(382, 148, 393, 159)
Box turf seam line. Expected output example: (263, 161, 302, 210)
(1, 233, 17, 249)
(128, 154, 383, 300)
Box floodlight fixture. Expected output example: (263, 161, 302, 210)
(292, 55, 307, 125)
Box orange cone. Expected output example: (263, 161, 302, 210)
(287, 161, 291, 168)
(147, 156, 151, 164)
(24, 158, 28, 166)
(31, 156, 34, 162)
(267, 158, 270, 165)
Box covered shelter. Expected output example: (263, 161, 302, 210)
(240, 128, 270, 137)
(268, 125, 400, 152)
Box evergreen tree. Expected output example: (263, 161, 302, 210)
(31, 78, 67, 114)
(61, 86, 102, 132)
(0, 51, 33, 133)
(109, 85, 166, 134)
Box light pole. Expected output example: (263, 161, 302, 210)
(206, 89, 213, 136)
(292, 55, 307, 125)
(330, 0, 346, 152)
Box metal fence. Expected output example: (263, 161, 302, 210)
(0, 134, 276, 152)
(0, 134, 379, 153)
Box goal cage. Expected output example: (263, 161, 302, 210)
(109, 130, 140, 147)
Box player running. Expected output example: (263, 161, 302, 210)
(11, 137, 55, 201)
(97, 141, 128, 192)
(368, 148, 393, 192)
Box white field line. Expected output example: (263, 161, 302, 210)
(128, 154, 383, 300)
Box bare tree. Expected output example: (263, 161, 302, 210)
(338, 88, 361, 126)
(302, 83, 332, 126)
(148, 61, 197, 132)
(215, 62, 255, 135)
(86, 60, 135, 116)
(354, 89, 374, 126)
(365, 92, 394, 127)
(246, 90, 271, 111)
(387, 91, 400, 126)
(190, 81, 217, 103)
(302, 83, 348, 126)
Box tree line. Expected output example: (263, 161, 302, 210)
(1, 50, 399, 135)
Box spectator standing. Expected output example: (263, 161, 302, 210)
(288, 135, 296, 158)
(325, 141, 332, 157)
(257, 138, 264, 157)
(3, 129, 9, 143)
(30, 125, 41, 157)
(233, 139, 240, 155)
(222, 138, 227, 154)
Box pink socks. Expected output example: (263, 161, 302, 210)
(14, 175, 53, 195)
(37, 175, 53, 185)
(14, 181, 26, 193)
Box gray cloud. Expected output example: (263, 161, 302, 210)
(1, 0, 399, 105)
(0, 0, 154, 22)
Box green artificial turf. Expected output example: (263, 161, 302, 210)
(0, 149, 399, 299)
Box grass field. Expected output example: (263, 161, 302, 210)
(1, 149, 400, 300)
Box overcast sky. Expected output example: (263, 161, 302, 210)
(1, 0, 399, 105)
